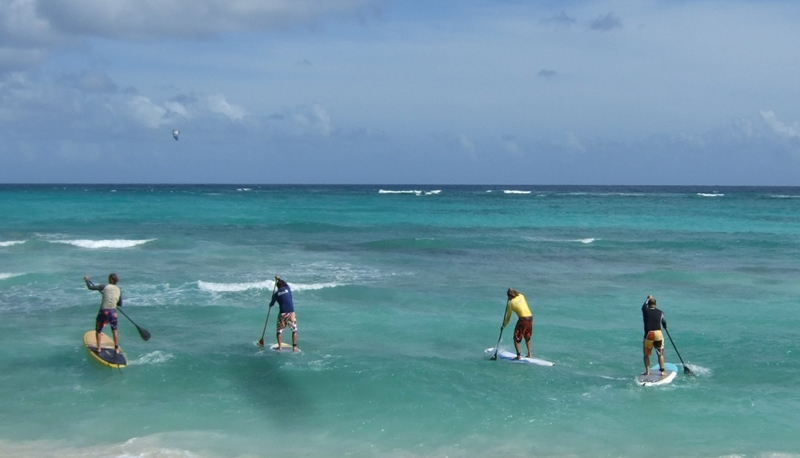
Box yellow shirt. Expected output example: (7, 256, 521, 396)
(503, 294, 532, 327)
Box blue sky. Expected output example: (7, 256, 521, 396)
(1, 0, 800, 185)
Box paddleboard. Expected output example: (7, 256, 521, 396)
(83, 330, 127, 368)
(270, 342, 300, 352)
(485, 348, 554, 366)
(636, 363, 678, 386)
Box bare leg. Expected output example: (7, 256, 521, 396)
(658, 352, 665, 373)
(95, 330, 102, 354)
(275, 332, 282, 351)
(513, 341, 522, 359)
(642, 342, 650, 375)
(292, 331, 297, 352)
(112, 329, 120, 353)
(525, 338, 532, 358)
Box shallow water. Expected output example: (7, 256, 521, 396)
(1, 184, 799, 457)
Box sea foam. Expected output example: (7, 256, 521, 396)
(0, 273, 24, 280)
(51, 239, 155, 249)
(0, 240, 25, 247)
(198, 279, 339, 293)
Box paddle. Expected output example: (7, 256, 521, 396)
(490, 300, 510, 360)
(117, 307, 151, 341)
(664, 327, 692, 375)
(256, 281, 279, 347)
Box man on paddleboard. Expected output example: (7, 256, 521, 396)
(641, 295, 668, 376)
(85, 273, 123, 354)
(503, 288, 533, 360)
(269, 276, 298, 352)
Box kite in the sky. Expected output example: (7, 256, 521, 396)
(172, 129, 180, 141)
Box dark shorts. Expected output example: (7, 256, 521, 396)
(513, 317, 533, 342)
(95, 309, 118, 332)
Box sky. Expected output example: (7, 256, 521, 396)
(1, 0, 800, 185)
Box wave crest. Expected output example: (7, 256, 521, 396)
(198, 279, 339, 293)
(0, 273, 25, 280)
(51, 239, 155, 249)
(0, 240, 25, 247)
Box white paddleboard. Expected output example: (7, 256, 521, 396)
(636, 363, 679, 386)
(485, 348, 554, 366)
(270, 342, 300, 352)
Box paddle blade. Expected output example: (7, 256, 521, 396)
(256, 339, 265, 347)
(683, 365, 693, 375)
(137, 327, 151, 341)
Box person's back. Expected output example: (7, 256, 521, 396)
(503, 288, 534, 360)
(641, 295, 667, 375)
(270, 276, 298, 352)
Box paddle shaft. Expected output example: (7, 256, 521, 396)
(490, 300, 511, 360)
(117, 307, 151, 341)
(664, 328, 692, 374)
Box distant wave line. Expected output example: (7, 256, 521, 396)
(0, 273, 25, 280)
(0, 240, 25, 247)
(503, 190, 531, 194)
(525, 237, 595, 244)
(198, 280, 339, 293)
(50, 239, 155, 249)
(378, 189, 441, 196)
(697, 193, 724, 197)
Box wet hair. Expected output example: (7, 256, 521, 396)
(108, 273, 119, 284)
(647, 297, 657, 307)
(507, 288, 518, 298)
(277, 279, 288, 288)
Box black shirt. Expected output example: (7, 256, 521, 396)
(642, 301, 667, 337)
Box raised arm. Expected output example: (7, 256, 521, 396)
(84, 276, 104, 291)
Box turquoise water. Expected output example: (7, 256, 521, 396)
(1, 185, 799, 457)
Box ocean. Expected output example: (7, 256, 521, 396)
(0, 184, 798, 457)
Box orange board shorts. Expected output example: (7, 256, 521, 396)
(644, 330, 665, 356)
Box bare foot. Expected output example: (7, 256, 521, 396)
(513, 355, 522, 360)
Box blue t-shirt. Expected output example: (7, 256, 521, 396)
(270, 285, 294, 314)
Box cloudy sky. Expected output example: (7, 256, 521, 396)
(1, 0, 799, 185)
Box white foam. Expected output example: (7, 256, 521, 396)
(524, 237, 596, 244)
(51, 239, 155, 249)
(198, 279, 339, 293)
(424, 190, 441, 195)
(697, 193, 724, 197)
(198, 279, 274, 292)
(503, 190, 531, 194)
(684, 364, 712, 377)
(129, 351, 175, 365)
(0, 240, 25, 247)
(379, 189, 422, 195)
(0, 273, 24, 280)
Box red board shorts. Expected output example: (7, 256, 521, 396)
(513, 317, 533, 342)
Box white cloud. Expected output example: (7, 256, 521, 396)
(128, 95, 168, 128)
(760, 110, 800, 140)
(206, 94, 245, 120)
(311, 103, 331, 136)
(565, 132, 586, 153)
(163, 100, 189, 118)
